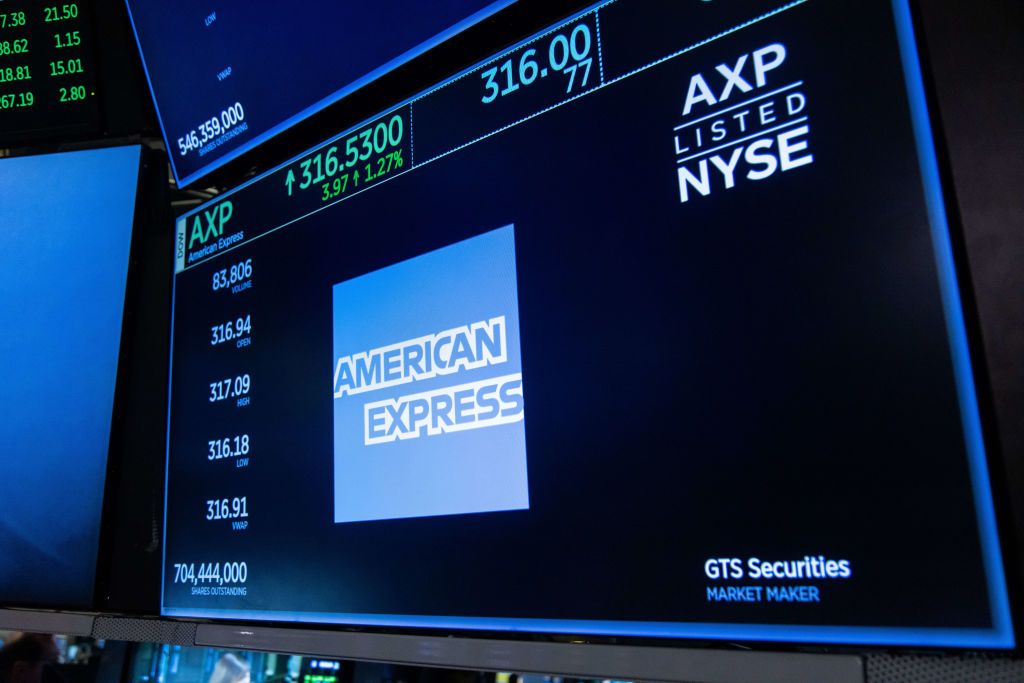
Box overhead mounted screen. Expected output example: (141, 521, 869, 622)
(0, 145, 141, 608)
(161, 0, 1015, 648)
(123, 0, 517, 187)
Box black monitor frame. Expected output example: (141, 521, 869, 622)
(4, 0, 1022, 675)
(92, 143, 173, 614)
(146, 0, 1024, 655)
(912, 0, 1024, 646)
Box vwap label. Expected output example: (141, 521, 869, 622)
(331, 225, 529, 524)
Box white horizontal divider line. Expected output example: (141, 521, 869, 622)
(676, 116, 808, 165)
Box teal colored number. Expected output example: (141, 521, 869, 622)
(499, 59, 518, 96)
(311, 153, 325, 184)
(358, 129, 373, 160)
(345, 135, 359, 167)
(480, 66, 499, 103)
(548, 34, 569, 71)
(570, 24, 591, 60)
(388, 114, 403, 146)
(324, 146, 339, 176)
(519, 48, 538, 85)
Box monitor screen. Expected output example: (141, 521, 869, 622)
(123, 0, 517, 188)
(0, 0, 101, 145)
(161, 0, 1015, 648)
(0, 145, 141, 608)
(128, 642, 343, 683)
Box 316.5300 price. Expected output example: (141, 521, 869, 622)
(481, 22, 593, 103)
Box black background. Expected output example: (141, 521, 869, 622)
(163, 0, 999, 635)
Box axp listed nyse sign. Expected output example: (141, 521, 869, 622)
(331, 226, 529, 524)
(672, 43, 813, 203)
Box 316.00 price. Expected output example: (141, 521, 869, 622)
(481, 22, 593, 103)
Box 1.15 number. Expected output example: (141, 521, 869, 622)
(53, 30, 80, 48)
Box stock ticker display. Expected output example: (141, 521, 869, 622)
(0, 0, 99, 143)
(162, 0, 1015, 648)
(124, 0, 516, 187)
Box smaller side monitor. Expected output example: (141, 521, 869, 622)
(0, 145, 143, 609)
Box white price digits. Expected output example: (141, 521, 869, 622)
(212, 258, 252, 291)
(208, 374, 250, 402)
(208, 434, 250, 460)
(205, 496, 248, 521)
(178, 102, 245, 156)
(172, 561, 248, 586)
(211, 314, 252, 345)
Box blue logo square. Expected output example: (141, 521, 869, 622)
(332, 225, 529, 523)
